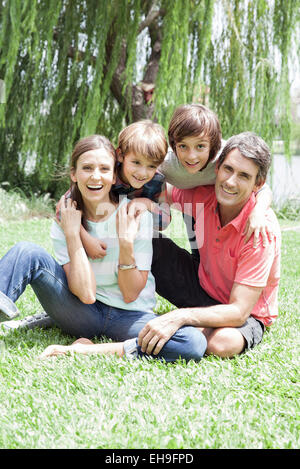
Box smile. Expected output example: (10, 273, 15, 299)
(87, 184, 103, 191)
(133, 176, 147, 182)
(185, 161, 200, 167)
(222, 186, 238, 195)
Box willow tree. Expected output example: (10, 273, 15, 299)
(0, 0, 298, 197)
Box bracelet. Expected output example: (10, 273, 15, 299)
(118, 263, 137, 270)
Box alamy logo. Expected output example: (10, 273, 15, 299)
(94, 197, 205, 245)
(0, 80, 5, 103)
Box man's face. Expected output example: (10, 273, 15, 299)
(215, 148, 263, 215)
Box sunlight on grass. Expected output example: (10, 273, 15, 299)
(0, 200, 299, 449)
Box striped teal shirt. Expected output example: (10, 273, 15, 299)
(50, 198, 156, 313)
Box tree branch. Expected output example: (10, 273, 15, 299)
(138, 2, 165, 33)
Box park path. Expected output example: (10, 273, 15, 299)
(281, 225, 300, 232)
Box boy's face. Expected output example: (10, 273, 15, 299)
(118, 151, 159, 188)
(175, 134, 210, 174)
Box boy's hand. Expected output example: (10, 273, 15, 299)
(243, 208, 272, 248)
(84, 237, 107, 259)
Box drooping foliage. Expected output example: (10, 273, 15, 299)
(204, 0, 299, 159)
(0, 0, 298, 197)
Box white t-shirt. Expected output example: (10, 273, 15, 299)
(50, 197, 156, 313)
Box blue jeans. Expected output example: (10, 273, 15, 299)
(0, 242, 207, 362)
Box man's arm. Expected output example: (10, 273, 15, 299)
(138, 282, 263, 355)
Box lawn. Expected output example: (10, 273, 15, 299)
(0, 210, 299, 449)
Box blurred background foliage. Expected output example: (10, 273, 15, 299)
(0, 0, 299, 199)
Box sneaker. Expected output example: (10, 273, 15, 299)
(0, 291, 20, 321)
(1, 311, 55, 331)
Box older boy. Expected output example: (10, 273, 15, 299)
(160, 104, 273, 255)
(140, 132, 281, 358)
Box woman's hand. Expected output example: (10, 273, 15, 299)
(127, 198, 150, 217)
(58, 195, 97, 304)
(39, 344, 70, 359)
(116, 202, 149, 303)
(59, 195, 82, 238)
(117, 202, 142, 244)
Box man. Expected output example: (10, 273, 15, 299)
(141, 132, 281, 358)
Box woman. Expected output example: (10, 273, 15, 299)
(0, 135, 207, 362)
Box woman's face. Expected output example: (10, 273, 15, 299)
(71, 148, 116, 207)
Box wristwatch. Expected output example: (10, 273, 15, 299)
(118, 264, 137, 270)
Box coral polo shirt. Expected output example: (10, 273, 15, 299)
(172, 185, 281, 326)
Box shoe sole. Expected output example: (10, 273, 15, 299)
(0, 292, 20, 321)
(1, 313, 55, 331)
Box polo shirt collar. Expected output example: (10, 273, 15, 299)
(213, 192, 256, 232)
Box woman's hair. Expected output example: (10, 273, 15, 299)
(69, 135, 117, 230)
(117, 120, 168, 165)
(217, 132, 271, 185)
(168, 104, 222, 170)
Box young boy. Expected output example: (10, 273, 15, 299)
(159, 103, 273, 258)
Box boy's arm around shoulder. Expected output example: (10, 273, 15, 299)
(244, 183, 273, 247)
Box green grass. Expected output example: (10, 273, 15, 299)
(0, 204, 299, 449)
(0, 187, 54, 222)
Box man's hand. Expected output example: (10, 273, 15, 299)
(138, 312, 182, 355)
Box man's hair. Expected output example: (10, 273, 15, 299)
(117, 120, 168, 165)
(168, 103, 222, 167)
(217, 132, 271, 185)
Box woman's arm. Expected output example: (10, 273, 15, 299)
(60, 196, 96, 304)
(117, 203, 149, 303)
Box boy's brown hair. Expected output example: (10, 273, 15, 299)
(117, 120, 168, 165)
(168, 104, 222, 166)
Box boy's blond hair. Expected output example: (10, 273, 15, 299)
(117, 120, 167, 165)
